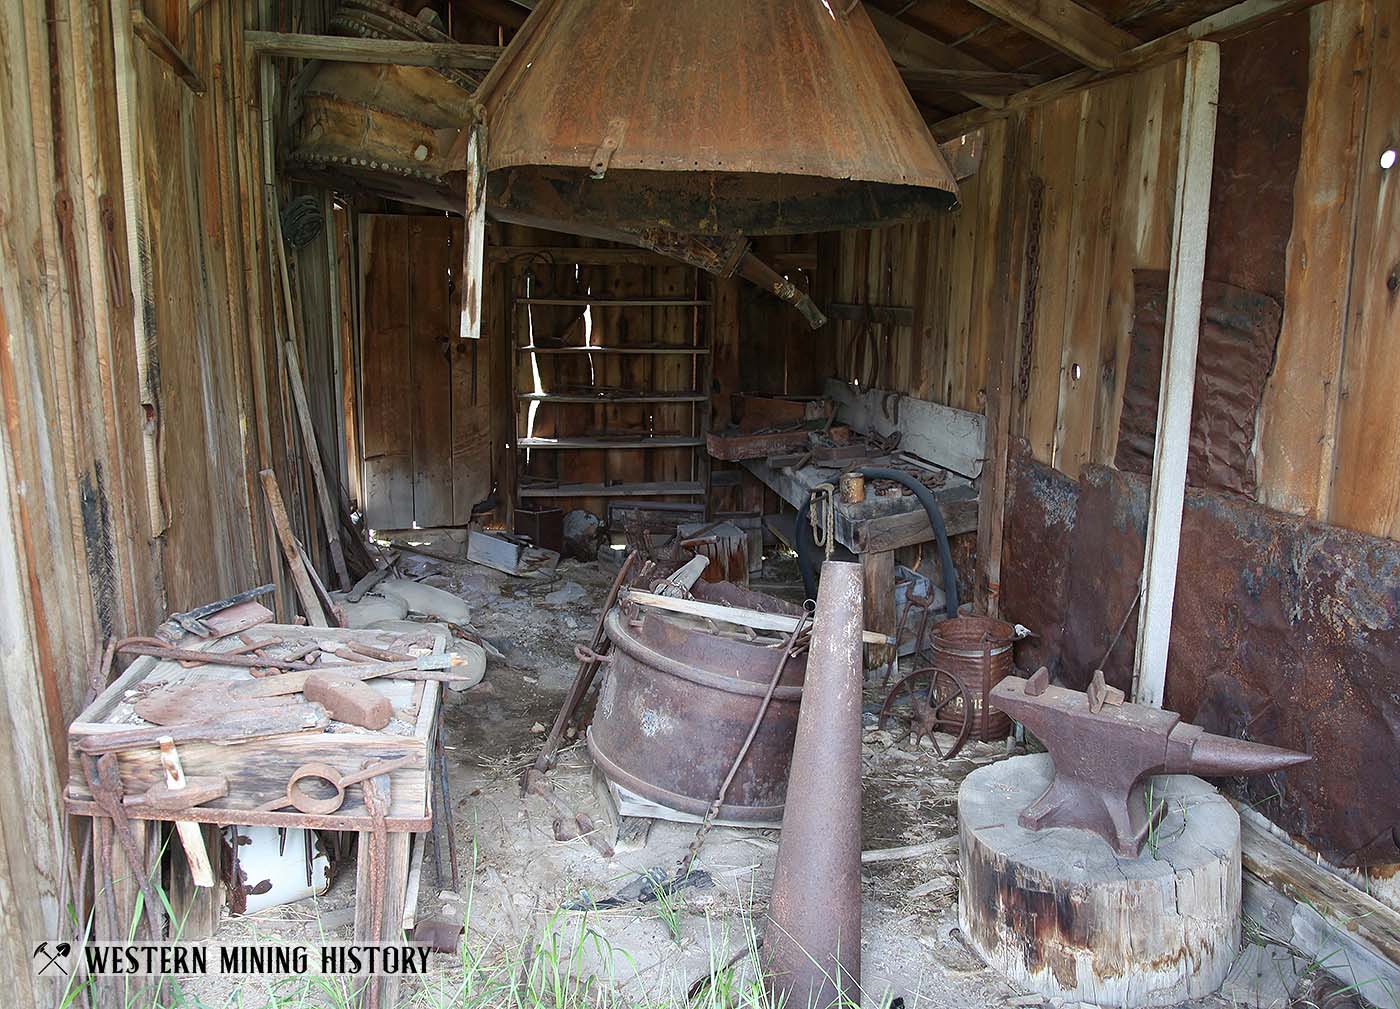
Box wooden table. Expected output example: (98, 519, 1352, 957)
(743, 454, 979, 665)
(66, 623, 443, 1007)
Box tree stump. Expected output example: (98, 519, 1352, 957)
(958, 753, 1240, 1007)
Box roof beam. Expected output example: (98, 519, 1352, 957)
(864, 4, 1006, 108)
(244, 31, 502, 69)
(962, 0, 1139, 70)
(932, 0, 1328, 140)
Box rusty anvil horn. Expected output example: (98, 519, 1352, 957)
(989, 672, 1311, 858)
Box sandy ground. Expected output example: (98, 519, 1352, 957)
(176, 552, 1329, 1009)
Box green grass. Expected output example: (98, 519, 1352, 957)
(59, 865, 884, 1009)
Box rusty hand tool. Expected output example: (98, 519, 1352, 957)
(154, 583, 276, 641)
(82, 753, 165, 938)
(528, 550, 639, 780)
(522, 769, 614, 858)
(234, 653, 471, 698)
(991, 669, 1312, 857)
(360, 764, 391, 1009)
(118, 638, 316, 671)
(257, 754, 422, 814)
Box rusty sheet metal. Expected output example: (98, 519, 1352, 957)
(1205, 13, 1309, 302)
(588, 601, 808, 821)
(1002, 443, 1400, 866)
(481, 0, 959, 236)
(1116, 271, 1282, 497)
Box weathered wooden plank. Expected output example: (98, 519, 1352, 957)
(359, 216, 415, 529)
(1255, 1, 1372, 519)
(1052, 79, 1134, 478)
(1133, 42, 1220, 708)
(409, 218, 454, 529)
(1315, 0, 1400, 539)
(824, 379, 986, 478)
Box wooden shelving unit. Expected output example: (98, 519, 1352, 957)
(511, 264, 714, 508)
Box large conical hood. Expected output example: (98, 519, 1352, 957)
(480, 0, 960, 237)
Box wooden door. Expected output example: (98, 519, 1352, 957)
(359, 215, 491, 530)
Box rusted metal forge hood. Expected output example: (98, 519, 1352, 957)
(480, 0, 961, 237)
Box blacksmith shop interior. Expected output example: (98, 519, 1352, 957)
(5, 1, 1400, 1007)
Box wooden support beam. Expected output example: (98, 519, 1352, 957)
(1132, 42, 1219, 708)
(244, 31, 502, 70)
(864, 4, 1006, 109)
(962, 0, 1139, 70)
(932, 0, 1325, 141)
(899, 67, 1047, 94)
(131, 9, 206, 93)
(458, 123, 487, 340)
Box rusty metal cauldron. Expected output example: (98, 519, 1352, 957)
(930, 615, 1016, 741)
(587, 605, 808, 822)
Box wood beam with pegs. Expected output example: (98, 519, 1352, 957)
(962, 0, 1139, 70)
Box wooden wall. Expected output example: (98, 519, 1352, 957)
(826, 0, 1400, 548)
(830, 60, 1185, 479)
(0, 2, 344, 1000)
(1255, 0, 1400, 539)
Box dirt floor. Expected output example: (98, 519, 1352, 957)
(178, 550, 1342, 1009)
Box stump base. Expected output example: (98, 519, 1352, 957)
(958, 753, 1240, 1007)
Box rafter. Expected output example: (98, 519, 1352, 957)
(932, 0, 1328, 140)
(864, 4, 1006, 109)
(963, 0, 1139, 70)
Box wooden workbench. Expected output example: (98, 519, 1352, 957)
(66, 623, 443, 1008)
(743, 454, 978, 665)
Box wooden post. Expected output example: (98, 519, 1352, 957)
(862, 549, 896, 669)
(458, 122, 487, 341)
(1132, 41, 1219, 707)
(259, 469, 330, 627)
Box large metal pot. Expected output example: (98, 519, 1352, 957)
(588, 603, 807, 822)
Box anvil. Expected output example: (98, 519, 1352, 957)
(990, 669, 1311, 857)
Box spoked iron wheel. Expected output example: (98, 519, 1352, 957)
(878, 667, 973, 759)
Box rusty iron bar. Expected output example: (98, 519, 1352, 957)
(991, 670, 1312, 857)
(764, 561, 864, 1009)
(528, 550, 640, 780)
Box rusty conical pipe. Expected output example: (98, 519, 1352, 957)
(764, 561, 864, 1009)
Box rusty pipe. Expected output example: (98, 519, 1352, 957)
(764, 561, 863, 1009)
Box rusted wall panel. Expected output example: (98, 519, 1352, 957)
(1115, 271, 1281, 497)
(1003, 443, 1400, 866)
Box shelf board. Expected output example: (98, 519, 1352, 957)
(518, 297, 711, 307)
(517, 392, 706, 404)
(516, 344, 709, 355)
(518, 435, 704, 450)
(519, 481, 706, 498)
